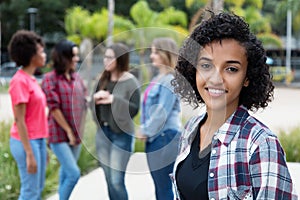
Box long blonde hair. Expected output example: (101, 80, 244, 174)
(152, 37, 178, 71)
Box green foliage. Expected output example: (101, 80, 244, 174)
(0, 114, 98, 199)
(245, 0, 263, 9)
(158, 0, 172, 8)
(244, 7, 271, 34)
(158, 7, 188, 27)
(279, 127, 300, 162)
(130, 1, 158, 28)
(257, 33, 283, 48)
(65, 6, 90, 37)
(0, 121, 20, 199)
(226, 0, 246, 8)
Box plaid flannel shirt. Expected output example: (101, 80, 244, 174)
(171, 105, 298, 200)
(42, 71, 87, 144)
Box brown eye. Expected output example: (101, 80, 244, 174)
(226, 66, 238, 73)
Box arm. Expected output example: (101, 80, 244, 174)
(50, 108, 76, 146)
(41, 74, 76, 145)
(141, 83, 177, 137)
(14, 103, 37, 173)
(112, 84, 140, 119)
(249, 136, 298, 199)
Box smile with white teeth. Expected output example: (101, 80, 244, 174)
(206, 88, 227, 96)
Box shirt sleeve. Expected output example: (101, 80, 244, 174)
(111, 78, 140, 126)
(41, 73, 61, 111)
(141, 81, 178, 137)
(249, 134, 298, 199)
(9, 78, 30, 105)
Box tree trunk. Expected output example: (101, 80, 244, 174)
(107, 0, 115, 46)
(212, 0, 224, 13)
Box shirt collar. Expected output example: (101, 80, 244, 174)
(19, 69, 36, 81)
(216, 105, 250, 146)
(56, 71, 76, 81)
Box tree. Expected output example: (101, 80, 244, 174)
(128, 0, 189, 82)
(107, 0, 115, 46)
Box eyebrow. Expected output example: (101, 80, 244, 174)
(198, 57, 242, 65)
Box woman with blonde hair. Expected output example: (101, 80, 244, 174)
(139, 37, 182, 200)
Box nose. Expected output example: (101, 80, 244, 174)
(209, 69, 223, 84)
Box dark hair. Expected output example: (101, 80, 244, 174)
(51, 40, 77, 75)
(98, 43, 130, 90)
(172, 12, 274, 111)
(8, 30, 44, 67)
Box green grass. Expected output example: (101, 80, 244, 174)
(0, 84, 9, 93)
(278, 126, 300, 162)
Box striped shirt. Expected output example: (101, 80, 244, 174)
(171, 105, 298, 200)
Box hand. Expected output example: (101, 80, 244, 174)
(94, 90, 113, 104)
(26, 153, 37, 174)
(66, 129, 76, 146)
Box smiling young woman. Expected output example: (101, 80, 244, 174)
(170, 12, 298, 200)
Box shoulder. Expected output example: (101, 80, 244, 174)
(157, 73, 174, 89)
(11, 70, 26, 83)
(120, 72, 140, 86)
(243, 115, 276, 139)
(182, 114, 204, 137)
(161, 73, 174, 83)
(240, 115, 279, 152)
(43, 71, 57, 81)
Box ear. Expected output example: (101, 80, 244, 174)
(243, 78, 249, 87)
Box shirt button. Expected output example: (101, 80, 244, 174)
(212, 149, 217, 154)
(213, 135, 218, 140)
(209, 172, 214, 177)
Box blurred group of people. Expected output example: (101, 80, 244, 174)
(7, 11, 298, 200)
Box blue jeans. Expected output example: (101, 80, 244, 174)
(96, 126, 134, 200)
(50, 142, 81, 200)
(146, 129, 180, 200)
(10, 138, 47, 200)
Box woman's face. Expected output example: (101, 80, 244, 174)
(31, 44, 46, 67)
(70, 46, 80, 71)
(103, 48, 117, 72)
(150, 46, 165, 67)
(196, 39, 249, 114)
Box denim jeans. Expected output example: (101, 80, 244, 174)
(50, 142, 81, 200)
(96, 126, 134, 200)
(10, 138, 47, 200)
(146, 129, 180, 200)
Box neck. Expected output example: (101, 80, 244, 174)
(199, 107, 235, 150)
(110, 71, 124, 81)
(22, 65, 36, 76)
(64, 70, 71, 80)
(159, 66, 170, 75)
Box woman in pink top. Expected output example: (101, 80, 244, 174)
(8, 30, 48, 200)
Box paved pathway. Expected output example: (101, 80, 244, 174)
(1, 87, 300, 199)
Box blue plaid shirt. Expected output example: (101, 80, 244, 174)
(171, 105, 298, 200)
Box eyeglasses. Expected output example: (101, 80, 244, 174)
(104, 55, 115, 60)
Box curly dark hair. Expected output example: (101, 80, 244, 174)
(51, 40, 77, 75)
(8, 30, 44, 67)
(171, 12, 274, 111)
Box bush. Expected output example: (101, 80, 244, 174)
(278, 126, 300, 162)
